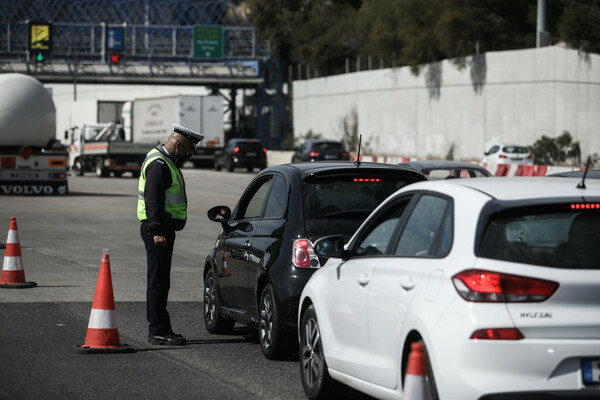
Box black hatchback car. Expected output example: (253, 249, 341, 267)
(203, 162, 426, 359)
(214, 138, 267, 172)
(291, 139, 351, 163)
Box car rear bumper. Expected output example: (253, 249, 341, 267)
(433, 336, 600, 399)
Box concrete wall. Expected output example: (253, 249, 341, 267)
(292, 46, 600, 161)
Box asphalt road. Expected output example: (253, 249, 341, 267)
(0, 169, 377, 400)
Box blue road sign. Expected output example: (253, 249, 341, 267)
(106, 27, 124, 52)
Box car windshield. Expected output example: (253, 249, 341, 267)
(477, 205, 600, 269)
(502, 146, 529, 154)
(302, 172, 419, 240)
(312, 142, 345, 151)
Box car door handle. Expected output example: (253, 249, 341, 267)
(400, 279, 416, 291)
(357, 274, 369, 287)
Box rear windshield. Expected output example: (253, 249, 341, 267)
(477, 205, 600, 269)
(302, 173, 419, 240)
(312, 142, 345, 151)
(502, 146, 529, 154)
(236, 141, 263, 151)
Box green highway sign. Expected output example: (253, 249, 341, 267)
(193, 26, 223, 59)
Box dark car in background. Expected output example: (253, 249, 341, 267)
(400, 160, 492, 179)
(203, 162, 426, 359)
(214, 138, 267, 172)
(291, 139, 351, 163)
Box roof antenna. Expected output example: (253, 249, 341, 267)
(577, 156, 592, 189)
(355, 135, 362, 167)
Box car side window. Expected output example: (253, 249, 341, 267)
(394, 194, 452, 257)
(237, 177, 273, 220)
(489, 146, 499, 154)
(354, 197, 412, 257)
(263, 175, 287, 219)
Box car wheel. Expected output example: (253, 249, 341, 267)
(203, 269, 235, 334)
(74, 160, 84, 176)
(214, 161, 221, 171)
(300, 305, 343, 399)
(227, 160, 234, 172)
(259, 284, 290, 359)
(95, 158, 109, 177)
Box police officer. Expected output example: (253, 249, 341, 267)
(137, 123, 203, 345)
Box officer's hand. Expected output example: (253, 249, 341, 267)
(153, 234, 167, 247)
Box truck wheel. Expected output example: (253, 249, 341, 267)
(95, 158, 109, 178)
(74, 160, 84, 176)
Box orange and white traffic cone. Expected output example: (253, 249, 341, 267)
(75, 249, 133, 353)
(0, 217, 36, 288)
(403, 342, 432, 400)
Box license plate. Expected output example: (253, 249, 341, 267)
(583, 359, 600, 384)
(246, 152, 256, 157)
(512, 157, 522, 161)
(325, 155, 337, 159)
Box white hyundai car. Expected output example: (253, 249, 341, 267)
(298, 177, 600, 400)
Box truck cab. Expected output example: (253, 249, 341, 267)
(67, 121, 148, 178)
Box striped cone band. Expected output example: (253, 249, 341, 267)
(87, 308, 116, 329)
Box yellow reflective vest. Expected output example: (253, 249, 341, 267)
(137, 147, 187, 222)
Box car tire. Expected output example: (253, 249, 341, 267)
(422, 341, 440, 400)
(214, 161, 221, 171)
(247, 167, 253, 172)
(227, 160, 234, 172)
(95, 158, 109, 177)
(74, 160, 84, 176)
(300, 305, 344, 399)
(203, 269, 235, 334)
(259, 283, 290, 359)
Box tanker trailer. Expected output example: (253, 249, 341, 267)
(0, 73, 68, 195)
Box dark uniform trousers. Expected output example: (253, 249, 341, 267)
(140, 221, 176, 336)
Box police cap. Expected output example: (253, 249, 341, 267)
(172, 123, 204, 145)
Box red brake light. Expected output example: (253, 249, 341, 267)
(263, 147, 267, 153)
(452, 269, 558, 302)
(292, 239, 320, 268)
(470, 328, 524, 340)
(341, 152, 349, 158)
(233, 146, 240, 154)
(353, 178, 382, 183)
(499, 154, 508, 159)
(308, 151, 320, 158)
(571, 203, 600, 209)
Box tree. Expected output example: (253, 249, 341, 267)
(558, 0, 600, 53)
(530, 131, 581, 166)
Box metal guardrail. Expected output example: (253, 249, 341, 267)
(0, 22, 270, 62)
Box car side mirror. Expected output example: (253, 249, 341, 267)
(314, 234, 349, 260)
(207, 205, 231, 222)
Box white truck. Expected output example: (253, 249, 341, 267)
(67, 121, 151, 177)
(0, 73, 69, 195)
(124, 95, 224, 167)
